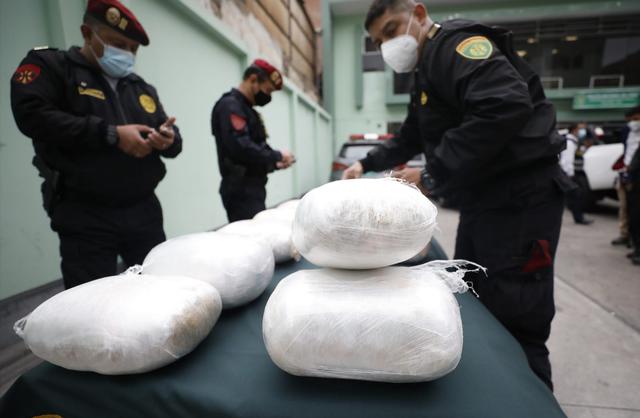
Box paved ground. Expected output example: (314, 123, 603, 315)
(433, 202, 640, 418)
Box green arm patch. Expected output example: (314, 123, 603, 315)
(455, 36, 493, 60)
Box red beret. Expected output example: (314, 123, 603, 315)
(85, 0, 149, 46)
(253, 59, 283, 90)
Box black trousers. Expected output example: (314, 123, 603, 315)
(566, 174, 587, 222)
(627, 181, 640, 250)
(220, 176, 267, 223)
(50, 194, 166, 289)
(454, 168, 567, 391)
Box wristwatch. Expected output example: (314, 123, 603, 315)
(420, 169, 436, 191)
(106, 125, 119, 146)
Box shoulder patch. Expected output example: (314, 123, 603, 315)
(230, 113, 247, 131)
(13, 64, 41, 84)
(139, 94, 157, 113)
(455, 36, 493, 60)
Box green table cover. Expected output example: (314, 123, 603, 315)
(1, 260, 565, 418)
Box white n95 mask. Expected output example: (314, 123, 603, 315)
(380, 13, 419, 73)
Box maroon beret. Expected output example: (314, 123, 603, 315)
(86, 0, 149, 46)
(253, 59, 283, 90)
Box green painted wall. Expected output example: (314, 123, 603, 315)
(0, 0, 332, 300)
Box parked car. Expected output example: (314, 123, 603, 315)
(578, 142, 624, 206)
(329, 133, 425, 181)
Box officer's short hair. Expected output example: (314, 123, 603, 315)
(365, 0, 414, 30)
(243, 66, 268, 83)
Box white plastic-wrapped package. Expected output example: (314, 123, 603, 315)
(14, 272, 221, 375)
(143, 232, 274, 308)
(277, 199, 300, 214)
(254, 208, 296, 225)
(263, 262, 477, 383)
(218, 219, 296, 263)
(292, 178, 438, 269)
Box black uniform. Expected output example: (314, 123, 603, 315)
(211, 89, 282, 222)
(10, 46, 182, 288)
(360, 19, 574, 390)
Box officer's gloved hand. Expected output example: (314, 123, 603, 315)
(116, 125, 154, 158)
(342, 162, 363, 180)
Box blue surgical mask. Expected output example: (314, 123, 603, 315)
(578, 128, 587, 139)
(91, 32, 135, 79)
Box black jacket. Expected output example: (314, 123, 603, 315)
(211, 88, 282, 179)
(360, 19, 565, 203)
(10, 46, 182, 206)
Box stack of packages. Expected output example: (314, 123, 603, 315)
(14, 199, 303, 375)
(263, 178, 478, 383)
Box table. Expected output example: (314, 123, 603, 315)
(0, 259, 566, 418)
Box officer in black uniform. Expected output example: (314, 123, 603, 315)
(10, 0, 182, 289)
(211, 59, 295, 222)
(344, 0, 574, 390)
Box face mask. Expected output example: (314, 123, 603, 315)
(91, 31, 135, 79)
(380, 12, 420, 73)
(628, 120, 640, 132)
(255, 90, 272, 107)
(578, 128, 587, 138)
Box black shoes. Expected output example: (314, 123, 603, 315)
(575, 218, 594, 225)
(611, 236, 631, 246)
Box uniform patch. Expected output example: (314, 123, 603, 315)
(230, 113, 247, 131)
(139, 94, 157, 113)
(420, 91, 428, 106)
(456, 36, 493, 60)
(78, 86, 106, 100)
(13, 64, 41, 85)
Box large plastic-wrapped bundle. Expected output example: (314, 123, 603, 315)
(14, 272, 221, 375)
(277, 199, 300, 214)
(254, 207, 296, 225)
(292, 179, 438, 269)
(143, 232, 274, 308)
(218, 219, 296, 263)
(263, 262, 475, 383)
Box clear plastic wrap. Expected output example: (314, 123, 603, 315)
(254, 207, 296, 225)
(218, 219, 296, 264)
(143, 232, 274, 309)
(263, 261, 479, 383)
(14, 272, 221, 375)
(292, 179, 438, 269)
(277, 199, 301, 214)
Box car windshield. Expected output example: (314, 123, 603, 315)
(340, 144, 376, 160)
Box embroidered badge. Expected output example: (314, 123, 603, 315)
(139, 94, 157, 113)
(13, 64, 41, 84)
(78, 86, 106, 100)
(456, 36, 493, 60)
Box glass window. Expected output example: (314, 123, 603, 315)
(497, 15, 640, 88)
(362, 36, 385, 72)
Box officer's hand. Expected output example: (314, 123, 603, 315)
(391, 167, 421, 185)
(116, 125, 154, 158)
(148, 117, 176, 151)
(342, 162, 363, 180)
(277, 150, 296, 169)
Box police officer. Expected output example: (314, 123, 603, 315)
(344, 0, 573, 390)
(10, 0, 182, 289)
(211, 60, 295, 222)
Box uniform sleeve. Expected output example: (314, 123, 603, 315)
(213, 99, 282, 166)
(426, 32, 534, 185)
(359, 94, 422, 172)
(148, 85, 182, 159)
(10, 51, 108, 149)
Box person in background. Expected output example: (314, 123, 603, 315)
(560, 123, 593, 225)
(211, 60, 295, 222)
(611, 111, 633, 247)
(622, 106, 640, 265)
(10, 0, 181, 289)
